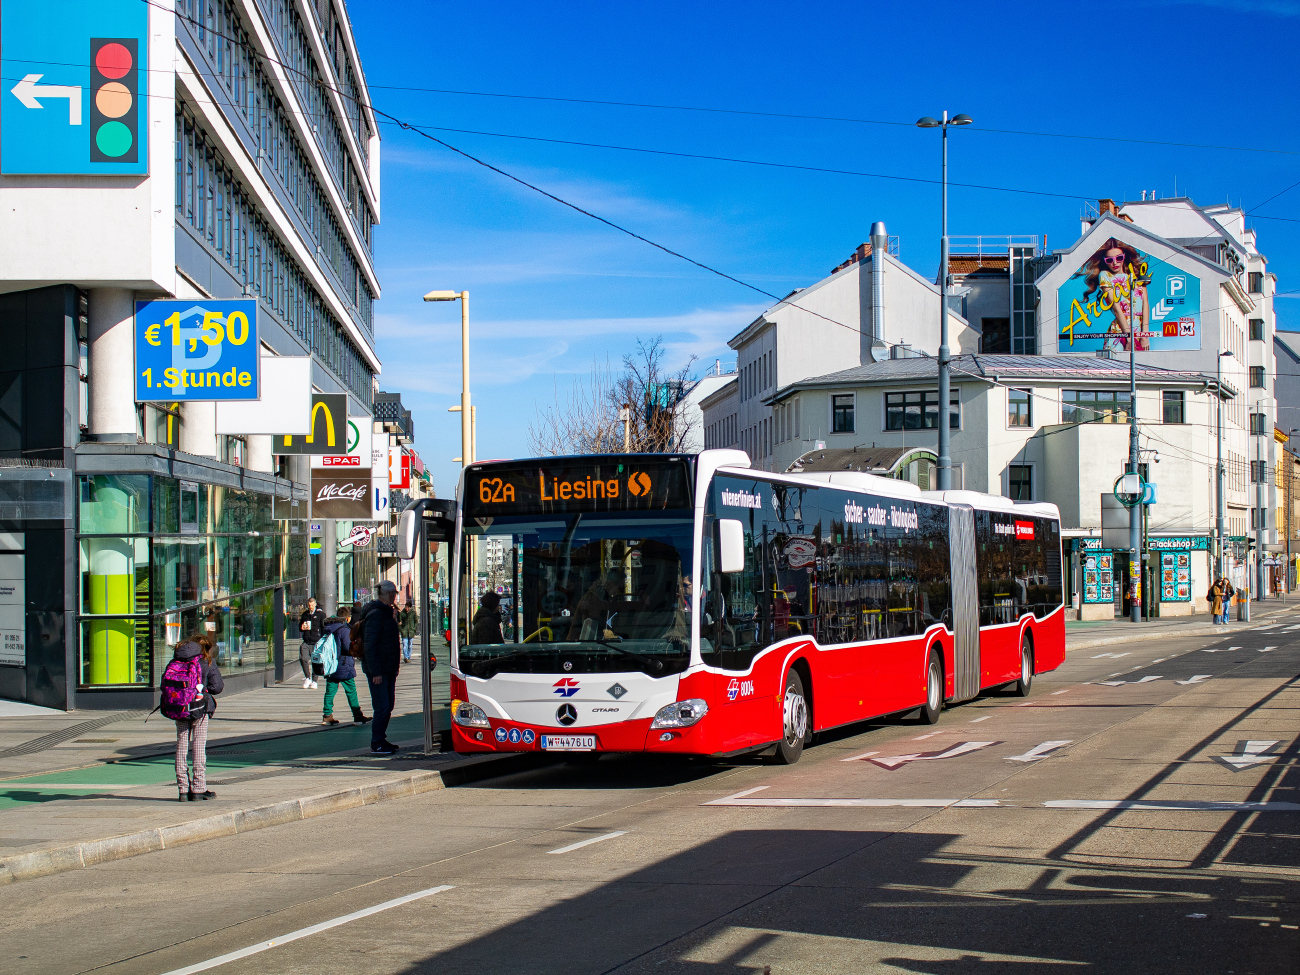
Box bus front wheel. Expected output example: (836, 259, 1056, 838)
(774, 669, 809, 765)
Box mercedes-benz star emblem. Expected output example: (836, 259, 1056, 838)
(556, 703, 578, 726)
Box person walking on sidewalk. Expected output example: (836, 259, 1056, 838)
(298, 596, 325, 689)
(171, 635, 223, 801)
(398, 600, 418, 663)
(321, 607, 370, 727)
(1209, 576, 1234, 624)
(361, 580, 402, 754)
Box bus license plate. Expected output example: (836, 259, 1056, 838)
(540, 735, 596, 751)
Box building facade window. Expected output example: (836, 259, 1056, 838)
(1250, 367, 1266, 388)
(1250, 319, 1265, 341)
(1010, 245, 1038, 355)
(1008, 389, 1032, 427)
(832, 394, 855, 433)
(1008, 464, 1032, 501)
(1251, 460, 1266, 483)
(1062, 389, 1131, 424)
(1248, 272, 1264, 294)
(77, 474, 309, 689)
(1162, 391, 1185, 424)
(885, 390, 961, 431)
(1250, 412, 1267, 435)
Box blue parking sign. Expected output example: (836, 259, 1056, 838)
(135, 300, 260, 402)
(1, 0, 149, 175)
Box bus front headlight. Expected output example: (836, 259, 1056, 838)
(452, 699, 490, 728)
(650, 699, 709, 729)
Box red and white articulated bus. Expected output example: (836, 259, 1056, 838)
(448, 450, 1065, 763)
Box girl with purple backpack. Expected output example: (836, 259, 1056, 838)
(164, 634, 224, 802)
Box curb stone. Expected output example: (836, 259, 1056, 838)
(0, 753, 539, 885)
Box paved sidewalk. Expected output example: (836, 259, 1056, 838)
(0, 645, 480, 884)
(1064, 594, 1300, 649)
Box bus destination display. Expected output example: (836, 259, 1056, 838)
(465, 459, 691, 517)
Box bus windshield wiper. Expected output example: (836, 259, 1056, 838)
(580, 638, 665, 673)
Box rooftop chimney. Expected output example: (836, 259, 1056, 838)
(867, 221, 889, 363)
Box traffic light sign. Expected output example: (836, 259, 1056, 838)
(90, 38, 139, 163)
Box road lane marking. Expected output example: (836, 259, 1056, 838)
(1092, 652, 1131, 659)
(547, 831, 627, 855)
(870, 741, 1000, 770)
(1051, 689, 1071, 695)
(1259, 646, 1277, 652)
(1201, 647, 1240, 653)
(1005, 741, 1073, 762)
(1095, 675, 1162, 686)
(912, 731, 943, 740)
(969, 716, 990, 723)
(703, 797, 1300, 811)
(1212, 740, 1283, 772)
(712, 786, 770, 801)
(158, 885, 455, 975)
(1175, 675, 1212, 686)
(841, 750, 880, 762)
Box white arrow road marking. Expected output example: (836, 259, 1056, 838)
(1092, 652, 1132, 659)
(1282, 624, 1300, 631)
(10, 74, 82, 125)
(703, 795, 1300, 811)
(1005, 740, 1073, 762)
(869, 741, 1000, 770)
(1258, 646, 1277, 653)
(547, 831, 627, 854)
(1200, 646, 1240, 653)
(1095, 675, 1163, 686)
(158, 885, 455, 975)
(1175, 675, 1213, 686)
(1212, 740, 1283, 772)
(840, 750, 879, 762)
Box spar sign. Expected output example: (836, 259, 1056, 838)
(134, 300, 260, 401)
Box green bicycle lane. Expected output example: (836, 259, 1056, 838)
(0, 710, 446, 811)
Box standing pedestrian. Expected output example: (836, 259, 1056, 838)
(398, 600, 418, 663)
(298, 596, 325, 689)
(1209, 576, 1234, 624)
(165, 634, 223, 801)
(361, 579, 402, 754)
(321, 607, 370, 726)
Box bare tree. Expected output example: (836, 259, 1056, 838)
(528, 337, 697, 456)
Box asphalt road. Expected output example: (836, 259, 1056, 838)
(6, 623, 1298, 975)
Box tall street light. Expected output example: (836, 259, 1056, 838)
(916, 111, 972, 490)
(1216, 350, 1233, 583)
(424, 290, 471, 466)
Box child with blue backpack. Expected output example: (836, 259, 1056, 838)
(160, 635, 223, 802)
(320, 607, 370, 726)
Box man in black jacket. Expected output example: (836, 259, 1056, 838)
(362, 580, 402, 753)
(297, 597, 325, 689)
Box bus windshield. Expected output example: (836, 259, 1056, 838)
(458, 514, 694, 679)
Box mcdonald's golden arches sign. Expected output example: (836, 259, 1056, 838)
(273, 394, 346, 454)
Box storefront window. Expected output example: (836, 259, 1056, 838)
(154, 477, 180, 533)
(80, 475, 150, 534)
(80, 617, 150, 686)
(80, 537, 150, 615)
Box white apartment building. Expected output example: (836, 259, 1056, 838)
(0, 0, 380, 709)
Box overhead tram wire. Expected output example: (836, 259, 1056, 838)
(135, 0, 1300, 352)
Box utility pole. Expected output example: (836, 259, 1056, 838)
(1128, 306, 1140, 624)
(1255, 404, 1266, 600)
(1216, 352, 1232, 582)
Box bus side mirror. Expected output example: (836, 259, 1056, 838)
(397, 508, 419, 560)
(718, 519, 745, 573)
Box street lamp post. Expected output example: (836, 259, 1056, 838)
(424, 290, 471, 467)
(916, 112, 972, 491)
(1216, 350, 1233, 583)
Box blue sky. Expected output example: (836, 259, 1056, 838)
(348, 0, 1300, 497)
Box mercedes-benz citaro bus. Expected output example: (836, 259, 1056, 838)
(448, 450, 1065, 763)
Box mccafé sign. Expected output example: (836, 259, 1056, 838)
(310, 468, 373, 519)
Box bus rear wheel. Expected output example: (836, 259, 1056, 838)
(918, 648, 943, 725)
(773, 669, 809, 765)
(1014, 636, 1034, 697)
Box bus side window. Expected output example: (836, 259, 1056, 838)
(918, 503, 950, 629)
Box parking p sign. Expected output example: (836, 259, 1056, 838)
(135, 300, 260, 401)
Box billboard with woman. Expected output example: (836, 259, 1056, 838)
(1057, 237, 1201, 352)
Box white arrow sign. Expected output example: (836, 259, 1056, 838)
(10, 74, 82, 125)
(1212, 740, 1282, 772)
(868, 741, 1000, 770)
(1005, 740, 1073, 763)
(1151, 298, 1173, 321)
(1258, 646, 1277, 653)
(1095, 675, 1163, 686)
(1175, 675, 1212, 686)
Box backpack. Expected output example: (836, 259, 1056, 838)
(159, 657, 206, 721)
(314, 630, 340, 676)
(348, 608, 373, 656)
